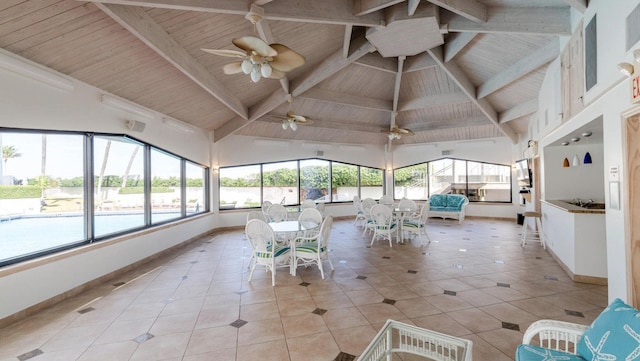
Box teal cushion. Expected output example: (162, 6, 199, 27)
(446, 195, 464, 208)
(577, 298, 640, 360)
(430, 195, 445, 207)
(430, 206, 453, 212)
(516, 344, 584, 361)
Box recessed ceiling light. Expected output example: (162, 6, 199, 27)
(582, 131, 592, 137)
(561, 141, 569, 146)
(571, 137, 580, 142)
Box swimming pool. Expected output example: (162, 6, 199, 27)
(0, 212, 179, 262)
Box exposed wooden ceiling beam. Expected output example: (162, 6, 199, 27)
(214, 89, 288, 142)
(426, 0, 487, 23)
(291, 33, 375, 97)
(392, 56, 405, 113)
(427, 46, 518, 143)
(398, 92, 469, 111)
(444, 32, 477, 62)
(403, 53, 438, 73)
(477, 40, 559, 99)
(253, 0, 273, 5)
(96, 3, 248, 120)
(299, 88, 392, 112)
(408, 116, 489, 132)
(564, 0, 587, 13)
(354, 53, 398, 73)
(443, 7, 572, 35)
(343, 25, 353, 58)
(408, 0, 421, 16)
(259, 117, 384, 134)
(353, 0, 404, 16)
(499, 98, 538, 123)
(80, 0, 384, 26)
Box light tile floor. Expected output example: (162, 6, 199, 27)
(0, 217, 608, 361)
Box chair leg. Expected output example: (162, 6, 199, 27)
(318, 257, 325, 279)
(326, 255, 334, 271)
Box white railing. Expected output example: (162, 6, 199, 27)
(357, 320, 472, 361)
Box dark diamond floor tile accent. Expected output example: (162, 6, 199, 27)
(190, 261, 199, 264)
(565, 310, 585, 317)
(491, 228, 497, 230)
(235, 290, 248, 295)
(440, 232, 446, 234)
(463, 237, 470, 240)
(382, 298, 396, 305)
(133, 333, 155, 343)
(422, 252, 430, 255)
(444, 290, 457, 296)
(340, 231, 345, 234)
(198, 250, 205, 252)
(300, 282, 311, 287)
(77, 307, 95, 314)
(495, 260, 505, 264)
(536, 257, 543, 260)
(17, 349, 43, 361)
(497, 282, 511, 288)
(407, 270, 418, 274)
(334, 352, 356, 361)
(382, 256, 391, 259)
(492, 235, 499, 238)
(545, 276, 559, 281)
(356, 275, 367, 280)
(312, 308, 327, 315)
(466, 230, 472, 232)
(366, 246, 371, 248)
(181, 275, 188, 280)
(502, 322, 520, 331)
(112, 281, 126, 287)
(230, 319, 248, 328)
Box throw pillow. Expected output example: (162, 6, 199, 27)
(576, 298, 640, 360)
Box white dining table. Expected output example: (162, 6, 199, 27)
(268, 220, 319, 275)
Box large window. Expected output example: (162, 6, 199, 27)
(394, 158, 511, 203)
(219, 159, 384, 209)
(94, 136, 145, 237)
(300, 159, 329, 203)
(0, 129, 209, 267)
(263, 161, 298, 205)
(331, 162, 357, 202)
(219, 165, 261, 209)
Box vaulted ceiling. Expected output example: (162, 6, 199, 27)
(0, 0, 585, 146)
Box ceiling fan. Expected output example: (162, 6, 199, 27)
(201, 8, 305, 83)
(273, 98, 314, 131)
(382, 124, 415, 140)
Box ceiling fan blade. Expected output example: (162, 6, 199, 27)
(291, 114, 307, 122)
(295, 118, 313, 126)
(267, 69, 286, 79)
(201, 48, 246, 58)
(222, 62, 244, 74)
(269, 44, 306, 72)
(233, 36, 277, 57)
(399, 128, 415, 135)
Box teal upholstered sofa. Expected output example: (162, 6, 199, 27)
(428, 194, 469, 223)
(516, 298, 640, 361)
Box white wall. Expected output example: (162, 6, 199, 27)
(533, 0, 640, 302)
(543, 144, 605, 201)
(0, 51, 214, 319)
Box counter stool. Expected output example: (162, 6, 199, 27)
(521, 211, 545, 249)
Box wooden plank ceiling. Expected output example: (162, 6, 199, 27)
(0, 0, 577, 146)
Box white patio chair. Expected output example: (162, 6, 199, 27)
(245, 219, 291, 286)
(293, 216, 334, 279)
(379, 194, 394, 207)
(301, 199, 316, 209)
(402, 201, 431, 245)
(353, 196, 366, 226)
(246, 210, 267, 223)
(298, 208, 323, 237)
(261, 200, 272, 219)
(266, 203, 287, 223)
(370, 204, 397, 247)
(361, 198, 377, 236)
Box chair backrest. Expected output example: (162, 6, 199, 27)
(245, 219, 276, 255)
(298, 208, 323, 228)
(315, 203, 325, 217)
(261, 201, 273, 214)
(246, 210, 266, 223)
(379, 194, 394, 206)
(397, 198, 417, 212)
(267, 203, 287, 222)
(301, 199, 316, 209)
(370, 204, 392, 226)
(317, 215, 334, 250)
(417, 201, 430, 222)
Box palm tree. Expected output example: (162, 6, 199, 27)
(2, 145, 22, 169)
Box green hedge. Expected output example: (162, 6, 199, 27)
(0, 185, 42, 199)
(118, 186, 175, 194)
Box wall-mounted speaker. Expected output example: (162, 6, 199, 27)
(441, 150, 451, 156)
(316, 150, 324, 156)
(125, 119, 146, 132)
